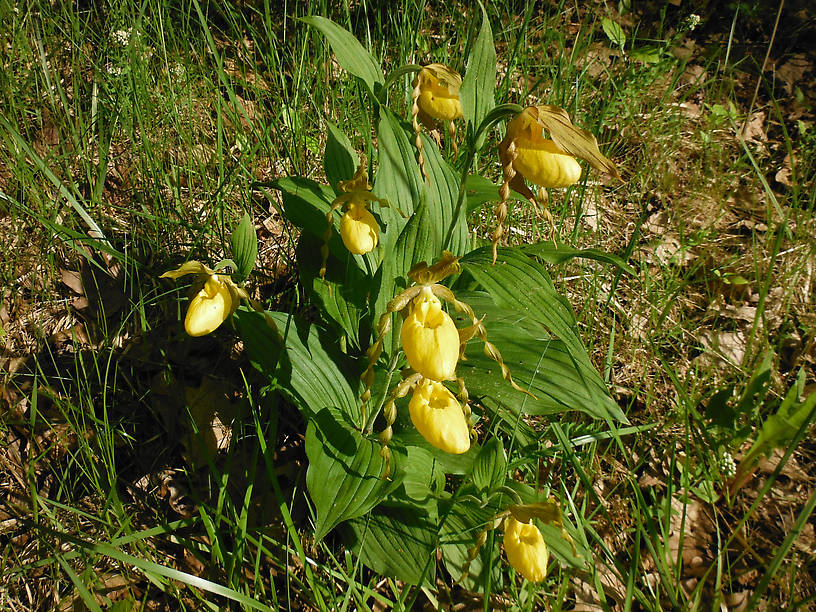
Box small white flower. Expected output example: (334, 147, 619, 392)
(111, 28, 131, 46)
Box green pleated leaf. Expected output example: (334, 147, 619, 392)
(453, 291, 625, 422)
(374, 107, 420, 221)
(522, 241, 636, 275)
(233, 309, 361, 421)
(324, 121, 359, 190)
(301, 16, 384, 94)
(440, 502, 502, 592)
(402, 445, 445, 502)
(306, 407, 401, 541)
(457, 249, 628, 423)
(419, 133, 469, 255)
(460, 1, 496, 145)
(460, 246, 580, 356)
(343, 503, 437, 586)
(472, 437, 507, 494)
(229, 213, 258, 281)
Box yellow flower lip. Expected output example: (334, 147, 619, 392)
(162, 261, 245, 337)
(503, 517, 549, 582)
(400, 287, 460, 381)
(339, 199, 379, 254)
(414, 64, 464, 121)
(184, 274, 238, 337)
(513, 140, 582, 188)
(506, 108, 582, 188)
(408, 379, 470, 454)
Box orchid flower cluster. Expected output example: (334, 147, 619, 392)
(360, 251, 529, 475)
(160, 13, 622, 593)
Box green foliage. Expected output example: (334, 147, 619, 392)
(460, 2, 496, 147)
(306, 408, 403, 541)
(230, 213, 258, 281)
(301, 16, 384, 94)
(228, 14, 629, 593)
(740, 370, 816, 474)
(601, 17, 626, 50)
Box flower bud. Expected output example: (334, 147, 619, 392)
(400, 288, 459, 381)
(184, 275, 237, 337)
(506, 109, 582, 188)
(408, 379, 470, 454)
(414, 64, 463, 121)
(339, 199, 379, 255)
(503, 517, 549, 582)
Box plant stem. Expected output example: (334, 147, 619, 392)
(365, 351, 401, 435)
(443, 147, 476, 251)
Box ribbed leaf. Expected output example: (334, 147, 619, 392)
(229, 213, 258, 280)
(454, 291, 625, 422)
(343, 503, 437, 586)
(401, 445, 445, 502)
(306, 407, 401, 541)
(472, 437, 507, 494)
(233, 309, 361, 421)
(460, 2, 496, 144)
(458, 249, 627, 423)
(301, 16, 384, 94)
(324, 121, 359, 190)
(374, 107, 420, 221)
(419, 133, 469, 255)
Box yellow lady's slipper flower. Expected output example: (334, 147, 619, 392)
(408, 379, 470, 454)
(492, 105, 620, 263)
(184, 274, 239, 337)
(413, 64, 464, 122)
(503, 517, 549, 582)
(362, 252, 532, 477)
(412, 64, 463, 180)
(400, 286, 460, 382)
(161, 261, 244, 337)
(321, 164, 402, 280)
(339, 198, 379, 254)
(504, 108, 582, 189)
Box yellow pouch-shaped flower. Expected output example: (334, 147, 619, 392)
(414, 64, 463, 122)
(400, 287, 459, 381)
(408, 379, 470, 454)
(506, 110, 581, 188)
(339, 199, 379, 254)
(503, 517, 549, 582)
(185, 274, 239, 337)
(513, 139, 581, 188)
